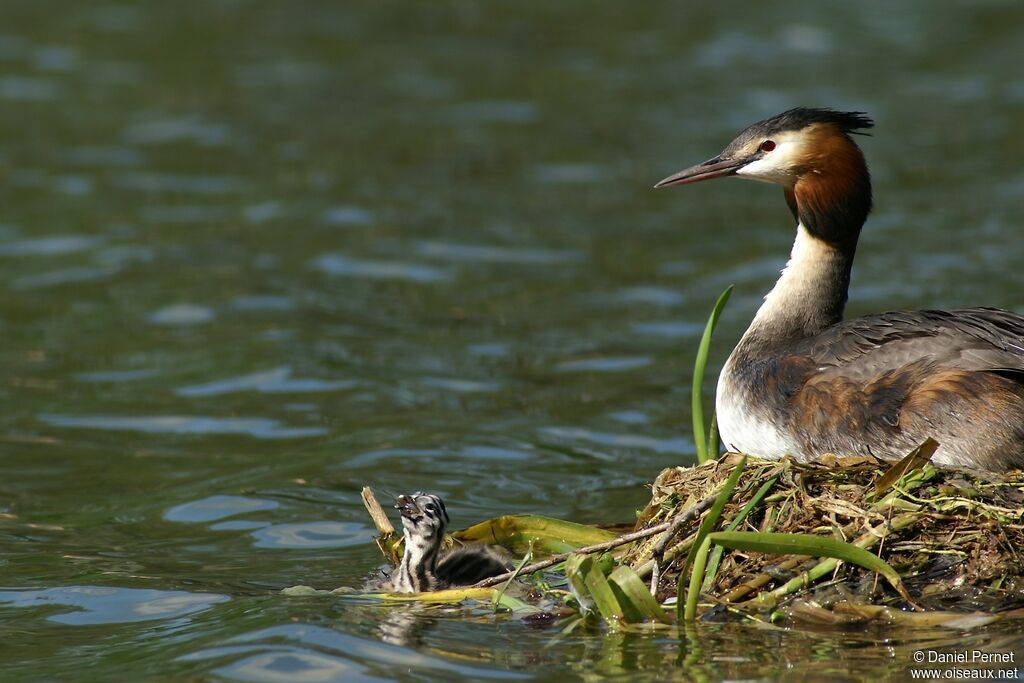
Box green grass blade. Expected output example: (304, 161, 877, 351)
(493, 541, 533, 612)
(683, 536, 712, 622)
(705, 530, 908, 597)
(707, 411, 720, 463)
(692, 285, 733, 464)
(677, 455, 746, 621)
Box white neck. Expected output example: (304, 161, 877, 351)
(742, 224, 852, 346)
(715, 224, 853, 458)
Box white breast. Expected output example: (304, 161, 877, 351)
(714, 360, 800, 459)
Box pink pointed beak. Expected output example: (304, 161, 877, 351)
(654, 155, 749, 188)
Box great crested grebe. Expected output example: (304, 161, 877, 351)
(385, 492, 508, 593)
(656, 107, 1024, 472)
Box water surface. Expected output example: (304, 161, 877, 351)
(2, 1, 1024, 680)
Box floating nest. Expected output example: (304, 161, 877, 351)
(624, 452, 1024, 618)
(351, 451, 1024, 628)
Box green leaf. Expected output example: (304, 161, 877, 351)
(566, 554, 623, 622)
(692, 285, 733, 464)
(705, 530, 908, 597)
(565, 554, 595, 614)
(608, 566, 669, 623)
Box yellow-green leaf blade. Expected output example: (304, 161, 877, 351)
(456, 515, 617, 555)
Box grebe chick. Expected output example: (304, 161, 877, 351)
(656, 107, 1024, 471)
(385, 492, 508, 594)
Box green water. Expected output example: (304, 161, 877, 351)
(2, 2, 1023, 680)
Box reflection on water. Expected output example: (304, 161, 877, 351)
(183, 621, 532, 683)
(2, 0, 1024, 680)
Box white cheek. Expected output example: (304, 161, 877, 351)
(735, 159, 785, 184)
(735, 140, 802, 185)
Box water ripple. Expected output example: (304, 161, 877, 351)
(0, 586, 229, 625)
(114, 172, 244, 194)
(177, 367, 356, 397)
(539, 426, 692, 455)
(445, 100, 537, 124)
(346, 448, 442, 468)
(631, 320, 703, 338)
(531, 163, 609, 184)
(164, 495, 280, 523)
(0, 76, 61, 101)
(614, 286, 685, 306)
(148, 303, 216, 326)
(75, 369, 160, 382)
(419, 377, 500, 394)
(251, 522, 371, 549)
(62, 145, 144, 166)
(34, 46, 79, 71)
(311, 253, 450, 283)
(556, 356, 652, 372)
(123, 116, 230, 146)
(415, 240, 583, 265)
(231, 296, 293, 312)
(347, 444, 531, 468)
(0, 235, 103, 256)
(40, 414, 328, 439)
(607, 410, 650, 425)
(12, 265, 119, 289)
(215, 650, 386, 683)
(321, 206, 374, 226)
(233, 62, 329, 88)
(140, 205, 231, 223)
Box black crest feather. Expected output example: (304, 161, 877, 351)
(752, 107, 874, 137)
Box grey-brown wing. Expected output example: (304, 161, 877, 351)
(796, 307, 1024, 381)
(764, 308, 1024, 465)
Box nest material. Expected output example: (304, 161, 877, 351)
(625, 453, 1024, 613)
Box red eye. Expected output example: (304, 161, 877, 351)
(760, 140, 776, 152)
